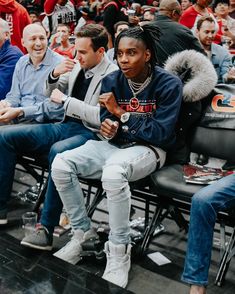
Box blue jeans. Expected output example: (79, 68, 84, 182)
(182, 174, 235, 286)
(0, 120, 97, 230)
(51, 140, 166, 245)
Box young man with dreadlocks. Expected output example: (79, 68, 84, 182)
(50, 23, 183, 288)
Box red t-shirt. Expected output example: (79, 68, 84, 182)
(53, 45, 75, 59)
(179, 5, 213, 29)
(0, 0, 31, 53)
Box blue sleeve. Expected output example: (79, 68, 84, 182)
(221, 51, 233, 83)
(0, 52, 22, 100)
(121, 80, 183, 147)
(5, 62, 22, 106)
(100, 76, 118, 123)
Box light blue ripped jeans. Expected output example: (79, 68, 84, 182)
(51, 140, 165, 245)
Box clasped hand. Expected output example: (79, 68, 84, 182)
(0, 107, 22, 123)
(99, 92, 120, 139)
(50, 89, 64, 104)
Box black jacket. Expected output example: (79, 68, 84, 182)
(154, 15, 205, 67)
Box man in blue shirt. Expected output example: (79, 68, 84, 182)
(195, 15, 235, 84)
(0, 18, 23, 100)
(0, 23, 64, 124)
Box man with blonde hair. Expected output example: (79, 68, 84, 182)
(0, 18, 23, 100)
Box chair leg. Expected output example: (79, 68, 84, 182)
(139, 204, 164, 256)
(87, 187, 105, 218)
(169, 206, 188, 233)
(32, 178, 48, 214)
(215, 226, 235, 287)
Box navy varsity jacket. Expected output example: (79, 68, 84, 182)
(100, 66, 183, 151)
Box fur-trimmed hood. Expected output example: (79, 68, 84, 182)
(164, 50, 218, 102)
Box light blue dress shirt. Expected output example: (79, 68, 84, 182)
(211, 43, 233, 84)
(5, 48, 64, 122)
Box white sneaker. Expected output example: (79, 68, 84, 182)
(102, 241, 131, 288)
(53, 228, 98, 265)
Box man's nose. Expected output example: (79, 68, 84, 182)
(35, 38, 41, 46)
(119, 54, 128, 63)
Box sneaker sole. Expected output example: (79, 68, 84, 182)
(0, 219, 8, 225)
(20, 240, 52, 251)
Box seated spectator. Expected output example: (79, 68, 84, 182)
(0, 0, 31, 53)
(180, 0, 193, 12)
(142, 8, 157, 21)
(0, 23, 64, 124)
(0, 18, 23, 100)
(29, 10, 41, 23)
(182, 174, 235, 294)
(195, 16, 235, 83)
(179, 0, 218, 35)
(212, 0, 235, 45)
(50, 23, 182, 288)
(50, 24, 76, 59)
(106, 21, 129, 64)
(10, 24, 117, 247)
(43, 0, 77, 36)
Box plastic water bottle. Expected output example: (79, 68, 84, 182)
(56, 32, 63, 44)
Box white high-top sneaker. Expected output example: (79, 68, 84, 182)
(53, 228, 98, 264)
(102, 241, 131, 288)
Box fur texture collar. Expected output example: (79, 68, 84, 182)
(164, 50, 218, 102)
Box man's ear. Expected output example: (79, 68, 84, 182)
(195, 29, 199, 38)
(5, 31, 10, 40)
(98, 47, 105, 55)
(21, 38, 25, 48)
(145, 49, 151, 63)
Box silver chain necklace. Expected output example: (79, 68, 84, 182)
(127, 73, 153, 98)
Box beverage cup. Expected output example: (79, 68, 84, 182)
(22, 212, 37, 236)
(127, 9, 136, 17)
(127, 9, 136, 24)
(56, 32, 63, 44)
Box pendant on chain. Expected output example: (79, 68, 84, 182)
(129, 97, 140, 111)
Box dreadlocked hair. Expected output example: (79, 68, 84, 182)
(114, 23, 161, 67)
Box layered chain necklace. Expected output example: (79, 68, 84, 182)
(127, 72, 153, 111)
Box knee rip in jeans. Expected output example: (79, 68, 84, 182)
(51, 156, 77, 190)
(102, 164, 129, 191)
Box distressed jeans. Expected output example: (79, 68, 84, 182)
(182, 174, 235, 286)
(51, 140, 166, 245)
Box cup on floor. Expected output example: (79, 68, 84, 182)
(22, 212, 37, 236)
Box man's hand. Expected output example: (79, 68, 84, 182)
(0, 100, 11, 110)
(227, 67, 235, 82)
(99, 92, 124, 117)
(50, 89, 65, 104)
(0, 107, 22, 123)
(100, 119, 119, 139)
(52, 58, 76, 78)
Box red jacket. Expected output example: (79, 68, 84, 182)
(0, 0, 31, 53)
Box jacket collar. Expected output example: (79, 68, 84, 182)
(84, 55, 110, 79)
